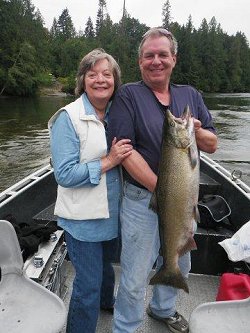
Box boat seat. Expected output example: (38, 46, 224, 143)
(0, 220, 67, 333)
(189, 297, 250, 333)
(199, 171, 221, 198)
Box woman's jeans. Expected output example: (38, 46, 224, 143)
(113, 182, 192, 333)
(65, 232, 117, 333)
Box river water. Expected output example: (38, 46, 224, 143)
(0, 93, 250, 192)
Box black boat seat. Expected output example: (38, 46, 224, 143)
(189, 296, 250, 333)
(199, 171, 221, 198)
(0, 220, 66, 333)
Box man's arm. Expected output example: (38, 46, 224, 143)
(122, 149, 157, 192)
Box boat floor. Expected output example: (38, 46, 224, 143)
(60, 261, 220, 333)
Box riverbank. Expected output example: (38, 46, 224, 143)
(38, 81, 69, 97)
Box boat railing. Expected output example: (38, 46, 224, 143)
(0, 164, 53, 207)
(200, 153, 250, 198)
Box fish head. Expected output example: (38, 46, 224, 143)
(164, 105, 194, 149)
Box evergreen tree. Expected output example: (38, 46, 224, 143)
(162, 0, 172, 29)
(2, 41, 38, 96)
(0, 0, 49, 95)
(174, 16, 199, 86)
(195, 18, 210, 91)
(96, 14, 114, 49)
(22, 0, 35, 18)
(113, 15, 148, 83)
(34, 8, 44, 26)
(85, 17, 95, 38)
(60, 38, 88, 77)
(49, 8, 76, 76)
(57, 8, 76, 40)
(1, 0, 250, 95)
(226, 34, 243, 91)
(50, 18, 59, 38)
(236, 33, 250, 91)
(96, 0, 107, 36)
(206, 17, 225, 91)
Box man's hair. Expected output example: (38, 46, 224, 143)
(138, 27, 178, 57)
(75, 48, 121, 96)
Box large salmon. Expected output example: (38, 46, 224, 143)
(149, 105, 199, 293)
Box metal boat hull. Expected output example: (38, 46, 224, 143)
(0, 154, 250, 289)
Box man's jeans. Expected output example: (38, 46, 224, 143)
(113, 182, 191, 333)
(65, 232, 117, 333)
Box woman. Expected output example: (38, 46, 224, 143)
(48, 49, 132, 333)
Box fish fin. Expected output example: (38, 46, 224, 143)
(149, 267, 189, 293)
(149, 192, 164, 255)
(158, 223, 164, 257)
(189, 146, 198, 168)
(149, 191, 158, 213)
(179, 237, 197, 257)
(194, 205, 200, 223)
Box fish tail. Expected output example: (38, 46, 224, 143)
(149, 268, 189, 293)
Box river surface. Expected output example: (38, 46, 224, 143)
(0, 93, 250, 192)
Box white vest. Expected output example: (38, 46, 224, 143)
(48, 96, 109, 220)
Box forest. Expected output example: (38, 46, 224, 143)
(0, 0, 250, 96)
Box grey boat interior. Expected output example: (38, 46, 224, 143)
(0, 153, 250, 332)
(0, 219, 67, 333)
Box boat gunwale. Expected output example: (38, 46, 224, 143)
(1, 154, 250, 208)
(200, 153, 250, 198)
(0, 165, 53, 208)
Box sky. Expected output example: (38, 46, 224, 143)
(31, 0, 250, 43)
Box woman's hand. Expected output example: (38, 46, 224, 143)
(101, 137, 133, 173)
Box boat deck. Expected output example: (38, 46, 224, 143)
(60, 261, 220, 333)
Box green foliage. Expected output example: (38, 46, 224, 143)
(162, 0, 172, 29)
(85, 17, 95, 38)
(1, 0, 250, 95)
(56, 8, 76, 40)
(0, 0, 50, 95)
(59, 74, 76, 95)
(4, 42, 38, 96)
(36, 72, 55, 87)
(114, 16, 148, 83)
(96, 0, 107, 36)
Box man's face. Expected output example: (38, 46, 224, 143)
(139, 36, 176, 89)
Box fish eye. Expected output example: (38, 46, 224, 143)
(170, 121, 175, 127)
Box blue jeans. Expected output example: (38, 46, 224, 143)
(113, 182, 191, 333)
(65, 232, 117, 333)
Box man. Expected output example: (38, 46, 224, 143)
(108, 27, 217, 333)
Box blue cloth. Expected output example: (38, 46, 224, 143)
(108, 81, 216, 188)
(113, 182, 192, 332)
(65, 231, 117, 333)
(50, 94, 121, 242)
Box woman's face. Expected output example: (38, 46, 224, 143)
(84, 59, 115, 107)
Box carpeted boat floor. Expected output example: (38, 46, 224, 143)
(60, 261, 219, 332)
